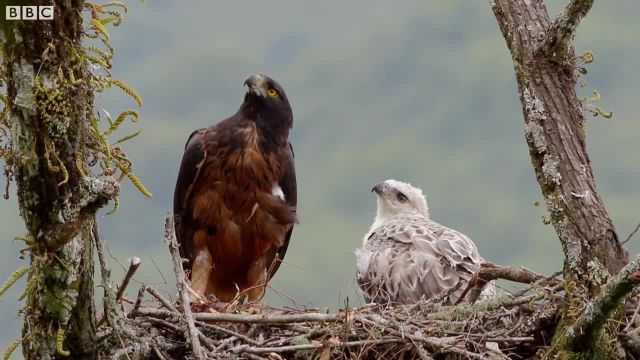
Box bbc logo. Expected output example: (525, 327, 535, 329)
(6, 6, 54, 20)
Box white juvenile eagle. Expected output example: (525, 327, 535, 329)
(355, 179, 495, 305)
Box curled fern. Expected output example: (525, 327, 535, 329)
(106, 195, 119, 215)
(104, 109, 139, 136)
(56, 328, 70, 357)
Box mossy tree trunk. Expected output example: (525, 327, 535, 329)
(491, 0, 629, 357)
(3, 1, 117, 359)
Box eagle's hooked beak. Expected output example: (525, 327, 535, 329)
(372, 181, 386, 195)
(244, 73, 267, 97)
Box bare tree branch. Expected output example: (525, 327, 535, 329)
(540, 0, 595, 58)
(623, 221, 640, 245)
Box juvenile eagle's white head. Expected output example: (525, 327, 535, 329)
(371, 179, 429, 225)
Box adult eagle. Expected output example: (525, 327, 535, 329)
(173, 74, 297, 303)
(355, 180, 495, 305)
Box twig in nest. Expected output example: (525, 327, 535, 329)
(512, 271, 563, 298)
(129, 285, 146, 318)
(143, 316, 182, 333)
(151, 344, 167, 360)
(225, 257, 280, 311)
(458, 262, 560, 305)
(478, 262, 550, 284)
(232, 339, 401, 355)
(360, 314, 486, 359)
(193, 311, 343, 324)
(415, 344, 435, 360)
(146, 286, 179, 313)
(624, 299, 640, 332)
(116, 256, 141, 301)
(196, 320, 260, 345)
(215, 324, 258, 353)
(164, 214, 204, 359)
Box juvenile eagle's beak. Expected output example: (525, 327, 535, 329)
(372, 181, 386, 195)
(244, 73, 267, 97)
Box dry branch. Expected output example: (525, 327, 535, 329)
(360, 315, 488, 360)
(193, 311, 344, 324)
(478, 262, 550, 284)
(540, 0, 595, 57)
(146, 286, 179, 313)
(233, 339, 401, 355)
(623, 221, 640, 245)
(116, 256, 141, 301)
(458, 262, 559, 305)
(164, 214, 204, 359)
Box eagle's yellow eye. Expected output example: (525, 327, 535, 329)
(267, 88, 278, 97)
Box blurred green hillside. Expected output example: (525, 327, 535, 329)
(1, 0, 639, 355)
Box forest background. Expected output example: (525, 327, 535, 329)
(0, 0, 639, 354)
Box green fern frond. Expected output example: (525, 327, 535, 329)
(91, 18, 110, 40)
(101, 1, 128, 13)
(118, 164, 152, 198)
(56, 328, 70, 357)
(106, 196, 119, 215)
(19, 275, 37, 301)
(86, 55, 110, 69)
(111, 130, 141, 146)
(0, 267, 29, 299)
(103, 109, 139, 136)
(593, 107, 613, 119)
(3, 337, 21, 360)
(110, 79, 143, 106)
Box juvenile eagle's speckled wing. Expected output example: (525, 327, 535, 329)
(356, 214, 491, 305)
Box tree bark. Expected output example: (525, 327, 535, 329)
(3, 1, 117, 358)
(490, 0, 629, 356)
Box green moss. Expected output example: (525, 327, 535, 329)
(33, 73, 74, 140)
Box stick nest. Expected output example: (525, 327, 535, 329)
(105, 271, 569, 359)
(96, 217, 640, 359)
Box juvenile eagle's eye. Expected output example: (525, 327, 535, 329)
(396, 193, 408, 203)
(267, 88, 278, 97)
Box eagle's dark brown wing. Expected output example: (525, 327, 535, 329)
(173, 129, 206, 271)
(266, 142, 297, 279)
